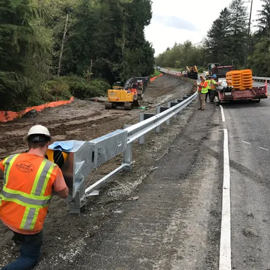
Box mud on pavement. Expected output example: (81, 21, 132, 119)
(0, 75, 195, 268)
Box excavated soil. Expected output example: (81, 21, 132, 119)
(0, 75, 195, 269)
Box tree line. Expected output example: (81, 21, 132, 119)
(155, 0, 270, 76)
(0, 0, 154, 110)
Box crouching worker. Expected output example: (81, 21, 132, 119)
(0, 125, 68, 270)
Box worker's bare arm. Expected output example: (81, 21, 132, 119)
(57, 187, 69, 199)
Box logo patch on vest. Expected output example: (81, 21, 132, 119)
(16, 161, 34, 173)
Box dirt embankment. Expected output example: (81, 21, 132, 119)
(0, 74, 195, 269)
(0, 75, 192, 160)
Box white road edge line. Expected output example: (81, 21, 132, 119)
(219, 129, 231, 270)
(259, 147, 269, 152)
(220, 105, 225, 122)
(242, 141, 251, 145)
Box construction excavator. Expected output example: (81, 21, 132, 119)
(105, 77, 149, 110)
(186, 65, 198, 80)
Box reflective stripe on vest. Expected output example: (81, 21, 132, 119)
(1, 190, 51, 206)
(3, 154, 19, 185)
(21, 207, 39, 230)
(2, 155, 55, 230)
(31, 159, 55, 196)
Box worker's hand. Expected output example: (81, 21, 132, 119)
(57, 187, 69, 199)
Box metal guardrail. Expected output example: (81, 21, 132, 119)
(160, 67, 270, 83)
(253, 76, 270, 82)
(54, 71, 198, 213)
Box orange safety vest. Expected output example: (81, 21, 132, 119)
(198, 81, 208, 93)
(131, 88, 137, 95)
(0, 153, 57, 232)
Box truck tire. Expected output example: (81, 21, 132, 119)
(250, 99, 261, 103)
(105, 102, 113, 109)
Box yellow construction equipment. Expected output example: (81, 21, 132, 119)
(185, 65, 198, 79)
(105, 77, 149, 110)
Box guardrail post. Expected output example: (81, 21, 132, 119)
(170, 100, 179, 118)
(138, 113, 145, 144)
(123, 124, 133, 171)
(177, 99, 184, 115)
(138, 113, 155, 144)
(167, 102, 171, 125)
(123, 143, 133, 170)
(156, 106, 161, 133)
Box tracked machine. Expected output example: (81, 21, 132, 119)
(186, 65, 198, 80)
(105, 77, 149, 110)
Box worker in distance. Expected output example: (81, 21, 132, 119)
(197, 75, 208, 110)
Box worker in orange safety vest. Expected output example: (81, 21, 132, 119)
(0, 125, 68, 270)
(197, 75, 208, 110)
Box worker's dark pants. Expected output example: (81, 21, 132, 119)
(209, 90, 216, 102)
(2, 231, 43, 270)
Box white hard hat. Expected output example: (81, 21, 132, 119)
(23, 125, 51, 143)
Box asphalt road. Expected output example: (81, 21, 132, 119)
(222, 97, 270, 269)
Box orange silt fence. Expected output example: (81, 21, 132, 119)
(0, 97, 74, 123)
(150, 73, 163, 82)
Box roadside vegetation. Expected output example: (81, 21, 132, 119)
(0, 0, 154, 111)
(155, 0, 270, 76)
(151, 69, 161, 78)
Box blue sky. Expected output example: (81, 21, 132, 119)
(145, 0, 262, 56)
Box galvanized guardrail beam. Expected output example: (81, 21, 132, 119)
(253, 76, 270, 82)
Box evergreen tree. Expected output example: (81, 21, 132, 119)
(256, 0, 270, 37)
(248, 0, 270, 74)
(205, 8, 231, 64)
(62, 0, 154, 83)
(0, 0, 46, 110)
(248, 37, 270, 76)
(228, 0, 248, 67)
